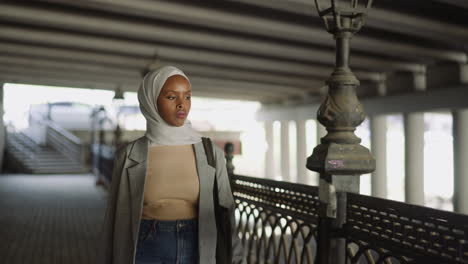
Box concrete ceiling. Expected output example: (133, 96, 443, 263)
(1, 0, 467, 104)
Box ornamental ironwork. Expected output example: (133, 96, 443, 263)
(231, 175, 468, 264)
(232, 175, 320, 263)
(346, 193, 468, 264)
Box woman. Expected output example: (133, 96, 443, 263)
(98, 66, 245, 264)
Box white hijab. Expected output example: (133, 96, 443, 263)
(137, 66, 202, 146)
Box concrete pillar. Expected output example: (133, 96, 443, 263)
(281, 120, 290, 181)
(403, 71, 426, 206)
(296, 120, 307, 184)
(264, 121, 275, 180)
(453, 109, 468, 214)
(370, 115, 387, 198)
(404, 112, 425, 206)
(0, 83, 4, 172)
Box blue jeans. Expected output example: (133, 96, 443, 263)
(135, 218, 198, 264)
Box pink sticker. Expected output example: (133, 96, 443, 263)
(328, 160, 344, 168)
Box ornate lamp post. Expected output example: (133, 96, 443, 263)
(308, 0, 375, 263)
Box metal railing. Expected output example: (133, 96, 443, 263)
(29, 113, 84, 163)
(345, 193, 468, 264)
(233, 175, 320, 263)
(5, 130, 38, 169)
(45, 121, 82, 161)
(93, 152, 468, 264)
(231, 174, 468, 264)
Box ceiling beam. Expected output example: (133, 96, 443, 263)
(190, 86, 284, 103)
(0, 29, 331, 75)
(31, 0, 467, 63)
(0, 26, 422, 74)
(0, 42, 149, 69)
(257, 85, 468, 121)
(1, 75, 273, 102)
(189, 76, 317, 96)
(160, 61, 320, 88)
(0, 4, 425, 72)
(432, 0, 468, 9)
(367, 8, 468, 46)
(0, 55, 141, 78)
(225, 0, 468, 53)
(1, 74, 122, 91)
(160, 44, 425, 73)
(171, 61, 384, 85)
(0, 41, 328, 87)
(0, 26, 401, 78)
(184, 90, 277, 103)
(0, 43, 387, 101)
(0, 3, 338, 63)
(0, 39, 385, 86)
(0, 57, 315, 96)
(0, 65, 305, 100)
(0, 65, 139, 87)
(0, 72, 281, 103)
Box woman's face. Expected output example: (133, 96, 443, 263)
(157, 75, 192, 127)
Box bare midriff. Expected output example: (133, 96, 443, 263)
(141, 144, 199, 220)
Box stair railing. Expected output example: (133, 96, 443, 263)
(29, 112, 84, 164)
(5, 125, 38, 169)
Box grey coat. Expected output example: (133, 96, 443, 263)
(97, 136, 245, 264)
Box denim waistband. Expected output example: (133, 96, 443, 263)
(140, 218, 198, 232)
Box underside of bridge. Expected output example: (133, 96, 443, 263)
(0, 0, 467, 106)
(1, 2, 468, 263)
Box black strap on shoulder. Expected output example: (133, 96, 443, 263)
(202, 137, 232, 263)
(201, 137, 216, 168)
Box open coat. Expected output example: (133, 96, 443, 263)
(97, 136, 245, 264)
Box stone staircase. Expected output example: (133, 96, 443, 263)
(6, 132, 88, 174)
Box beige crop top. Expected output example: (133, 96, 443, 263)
(141, 144, 200, 220)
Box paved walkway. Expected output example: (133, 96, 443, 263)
(0, 174, 108, 264)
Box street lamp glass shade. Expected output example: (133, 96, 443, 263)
(314, 0, 373, 33)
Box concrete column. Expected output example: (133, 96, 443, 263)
(281, 120, 290, 181)
(453, 109, 468, 214)
(296, 120, 307, 184)
(404, 112, 425, 206)
(0, 83, 4, 172)
(264, 121, 275, 180)
(370, 115, 387, 198)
